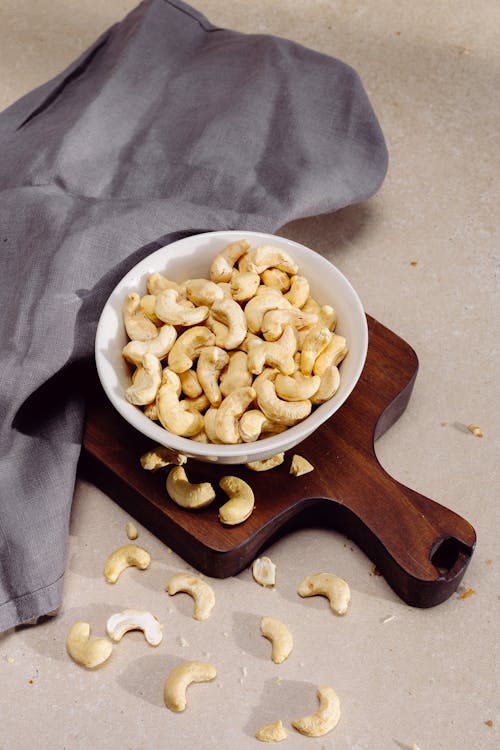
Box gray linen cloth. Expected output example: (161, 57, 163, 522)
(0, 0, 387, 631)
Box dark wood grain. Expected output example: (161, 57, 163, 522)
(79, 314, 476, 607)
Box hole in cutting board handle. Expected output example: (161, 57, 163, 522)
(430, 536, 472, 578)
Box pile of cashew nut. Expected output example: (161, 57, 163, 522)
(121, 240, 348, 444)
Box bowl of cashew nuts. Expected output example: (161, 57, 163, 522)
(95, 231, 368, 464)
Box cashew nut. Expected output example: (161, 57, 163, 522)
(167, 326, 215, 373)
(261, 616, 293, 664)
(196, 346, 230, 407)
(209, 239, 250, 282)
(238, 409, 286, 442)
(210, 297, 248, 350)
(300, 325, 333, 376)
(252, 556, 277, 587)
(261, 267, 291, 292)
(164, 661, 217, 712)
(247, 325, 297, 376)
(284, 274, 310, 308)
(103, 544, 151, 583)
(143, 400, 159, 421)
(140, 445, 187, 471)
(139, 294, 163, 325)
(245, 245, 299, 275)
(182, 392, 210, 414)
(66, 622, 113, 669)
(106, 609, 163, 646)
(245, 287, 292, 334)
(215, 386, 256, 444)
(261, 308, 318, 341)
(297, 572, 351, 615)
(125, 353, 162, 406)
(155, 288, 209, 327)
(179, 368, 203, 398)
(291, 685, 341, 737)
(166, 572, 215, 621)
(310, 365, 340, 404)
(256, 379, 312, 426)
(123, 292, 158, 341)
(218, 475, 255, 525)
(203, 407, 222, 443)
(230, 270, 260, 302)
(122, 324, 177, 365)
(290, 454, 314, 477)
(246, 453, 285, 471)
(255, 720, 287, 743)
(275, 371, 321, 401)
(313, 334, 348, 375)
(157, 369, 204, 437)
(220, 351, 253, 397)
(166, 465, 216, 509)
(181, 278, 224, 306)
(205, 312, 230, 347)
(146, 272, 181, 295)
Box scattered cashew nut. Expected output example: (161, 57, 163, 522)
(297, 572, 351, 615)
(166, 465, 216, 509)
(291, 685, 341, 737)
(66, 622, 113, 669)
(218, 475, 255, 525)
(261, 616, 293, 664)
(106, 609, 163, 646)
(103, 544, 151, 583)
(252, 556, 277, 587)
(289, 454, 315, 477)
(166, 572, 215, 621)
(164, 661, 217, 712)
(255, 719, 287, 743)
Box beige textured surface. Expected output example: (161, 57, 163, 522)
(1, 1, 498, 749)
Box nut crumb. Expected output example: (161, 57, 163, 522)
(125, 521, 138, 540)
(178, 636, 189, 647)
(410, 261, 418, 267)
(382, 615, 396, 624)
(370, 564, 382, 576)
(486, 559, 493, 565)
(459, 587, 475, 600)
(6, 656, 15, 664)
(467, 424, 483, 438)
(484, 719, 493, 727)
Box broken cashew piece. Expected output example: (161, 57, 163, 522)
(125, 521, 138, 540)
(252, 556, 277, 587)
(246, 453, 285, 472)
(106, 609, 163, 646)
(255, 720, 287, 743)
(140, 445, 187, 471)
(261, 616, 293, 664)
(291, 685, 341, 737)
(166, 465, 216, 509)
(297, 572, 351, 615)
(66, 622, 113, 669)
(166, 572, 215, 621)
(290, 454, 314, 477)
(164, 661, 217, 712)
(104, 544, 151, 583)
(218, 475, 255, 525)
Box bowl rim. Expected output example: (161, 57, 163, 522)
(95, 230, 368, 460)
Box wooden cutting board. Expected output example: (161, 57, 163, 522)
(80, 314, 476, 608)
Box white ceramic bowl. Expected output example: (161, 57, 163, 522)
(95, 230, 368, 464)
